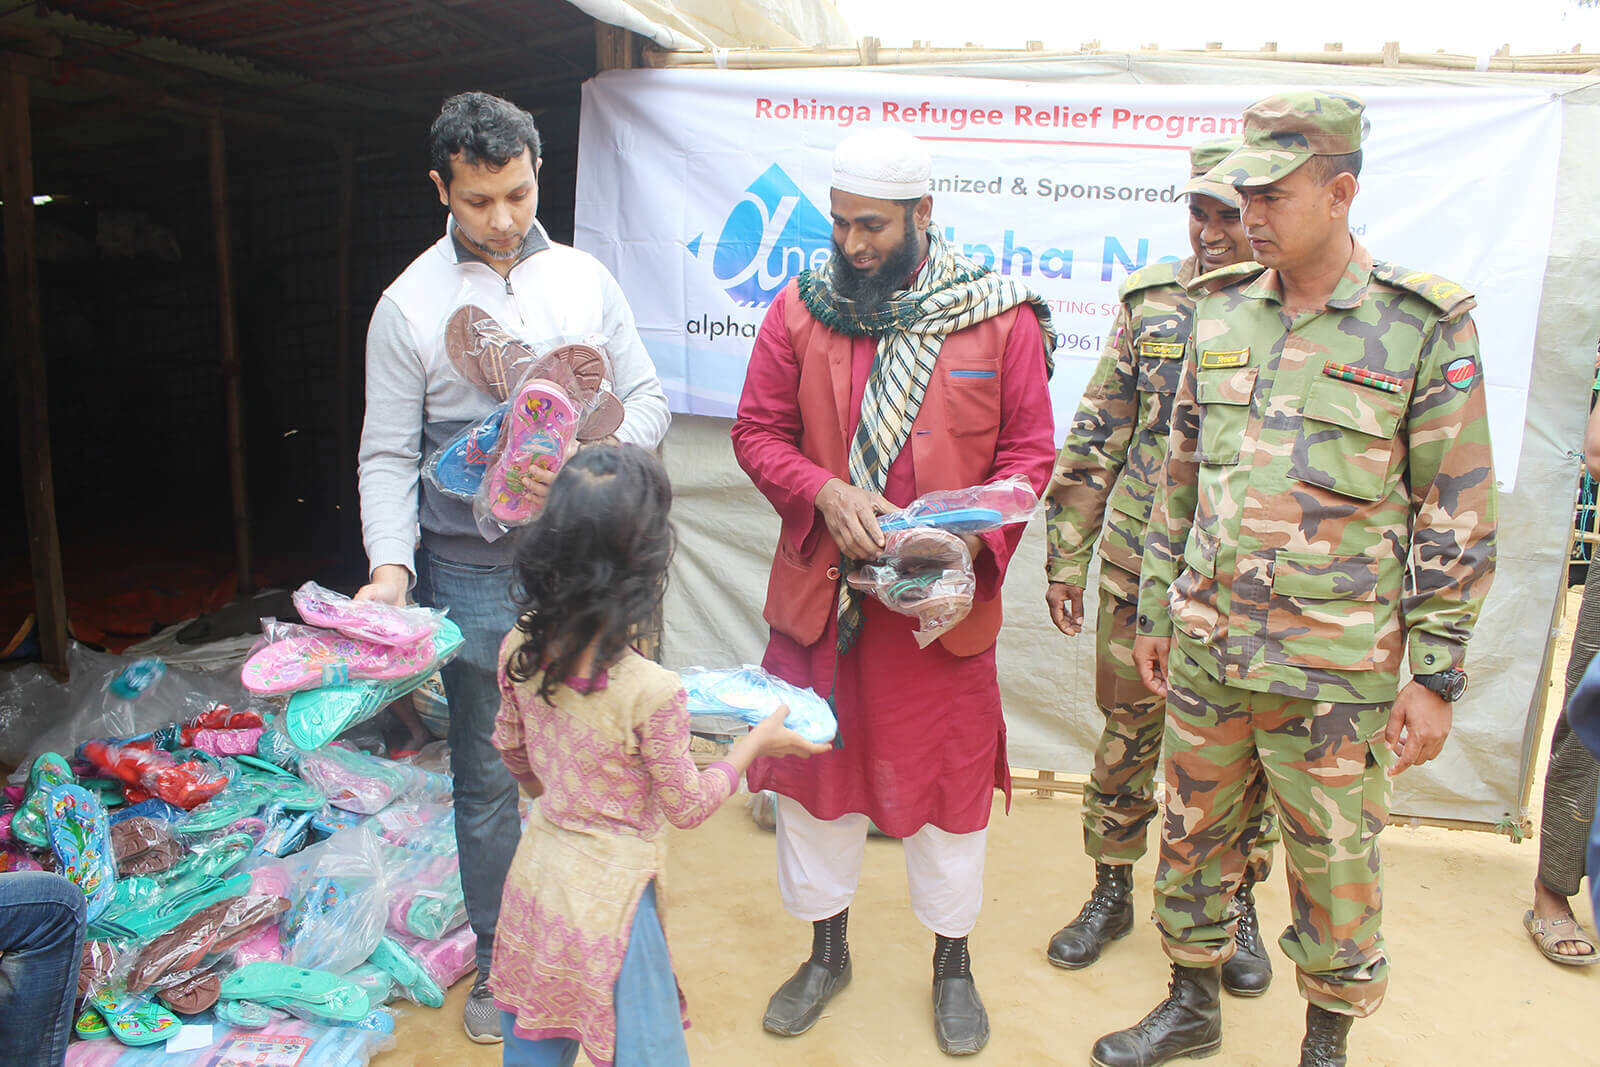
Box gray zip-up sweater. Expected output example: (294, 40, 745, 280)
(357, 221, 671, 576)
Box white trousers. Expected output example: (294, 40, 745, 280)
(772, 794, 988, 938)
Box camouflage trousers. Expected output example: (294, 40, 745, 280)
(1085, 594, 1278, 881)
(1154, 643, 1393, 1018)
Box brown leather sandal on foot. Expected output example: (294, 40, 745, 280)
(1524, 910, 1600, 966)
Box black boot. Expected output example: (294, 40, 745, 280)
(1047, 862, 1134, 969)
(931, 934, 989, 1055)
(1089, 964, 1222, 1067)
(1220, 882, 1272, 996)
(1298, 1004, 1353, 1067)
(763, 910, 852, 1037)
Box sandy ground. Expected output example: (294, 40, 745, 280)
(379, 589, 1594, 1066)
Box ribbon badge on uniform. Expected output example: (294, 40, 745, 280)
(1444, 356, 1479, 391)
(1322, 361, 1405, 394)
(1199, 348, 1249, 370)
(1140, 341, 1184, 360)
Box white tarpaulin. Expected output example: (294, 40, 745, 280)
(575, 62, 1595, 828)
(565, 0, 852, 51)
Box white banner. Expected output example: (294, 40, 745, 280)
(577, 68, 1562, 491)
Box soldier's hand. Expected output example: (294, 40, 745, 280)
(815, 478, 893, 561)
(1047, 582, 1085, 636)
(1133, 635, 1171, 697)
(1385, 682, 1453, 776)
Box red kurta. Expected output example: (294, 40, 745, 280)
(733, 287, 1056, 837)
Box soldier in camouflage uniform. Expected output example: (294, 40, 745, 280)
(1042, 139, 1277, 996)
(1092, 91, 1498, 1067)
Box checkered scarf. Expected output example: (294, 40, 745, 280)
(798, 229, 1056, 654)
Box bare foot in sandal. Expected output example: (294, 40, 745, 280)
(1525, 878, 1600, 965)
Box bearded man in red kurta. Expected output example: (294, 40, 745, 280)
(731, 128, 1058, 1057)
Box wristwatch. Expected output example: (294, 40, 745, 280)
(1413, 668, 1468, 702)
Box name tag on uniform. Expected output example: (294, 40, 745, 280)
(1140, 341, 1184, 360)
(1200, 348, 1249, 370)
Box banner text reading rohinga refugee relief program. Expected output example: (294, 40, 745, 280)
(576, 69, 1562, 491)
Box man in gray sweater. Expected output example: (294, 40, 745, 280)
(356, 92, 670, 1043)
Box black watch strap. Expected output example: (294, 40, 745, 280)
(1414, 668, 1468, 702)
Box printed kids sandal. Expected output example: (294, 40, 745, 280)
(74, 1004, 110, 1040)
(88, 988, 181, 1047)
(42, 783, 116, 921)
(242, 629, 438, 695)
(14, 752, 76, 848)
(485, 379, 581, 525)
(429, 405, 510, 499)
(291, 581, 441, 648)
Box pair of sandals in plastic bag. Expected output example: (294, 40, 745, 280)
(8, 754, 119, 921)
(242, 582, 466, 750)
(432, 305, 625, 524)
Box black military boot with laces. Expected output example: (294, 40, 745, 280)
(1089, 963, 1222, 1067)
(1046, 862, 1134, 969)
(1298, 1003, 1353, 1067)
(1220, 881, 1272, 996)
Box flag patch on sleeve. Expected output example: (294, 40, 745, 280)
(1444, 356, 1479, 391)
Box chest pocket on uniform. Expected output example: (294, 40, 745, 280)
(1290, 373, 1409, 502)
(1195, 366, 1257, 466)
(942, 359, 1002, 438)
(1135, 339, 1184, 432)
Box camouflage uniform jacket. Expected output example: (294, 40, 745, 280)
(1135, 240, 1498, 704)
(1045, 257, 1197, 603)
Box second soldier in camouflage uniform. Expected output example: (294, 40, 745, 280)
(1042, 139, 1277, 995)
(1092, 92, 1498, 1067)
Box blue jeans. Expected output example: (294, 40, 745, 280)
(416, 550, 522, 976)
(0, 872, 85, 1066)
(501, 882, 688, 1067)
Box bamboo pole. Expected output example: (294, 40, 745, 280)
(643, 43, 1600, 75)
(335, 143, 357, 564)
(0, 68, 67, 673)
(208, 115, 254, 596)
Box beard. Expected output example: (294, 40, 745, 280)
(824, 213, 922, 318)
(458, 224, 522, 261)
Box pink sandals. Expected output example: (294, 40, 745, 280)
(241, 632, 438, 695)
(484, 380, 580, 525)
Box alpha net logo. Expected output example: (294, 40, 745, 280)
(687, 164, 832, 309)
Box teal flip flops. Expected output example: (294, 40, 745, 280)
(367, 935, 444, 1008)
(221, 962, 371, 1023)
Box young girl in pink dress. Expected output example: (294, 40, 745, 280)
(489, 444, 827, 1067)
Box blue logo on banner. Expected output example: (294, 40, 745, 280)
(687, 164, 832, 308)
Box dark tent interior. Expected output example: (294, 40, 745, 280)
(0, 0, 625, 660)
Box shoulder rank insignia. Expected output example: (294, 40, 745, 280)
(1369, 261, 1475, 316)
(1323, 361, 1405, 394)
(1200, 348, 1249, 370)
(1140, 341, 1184, 360)
(1117, 259, 1184, 302)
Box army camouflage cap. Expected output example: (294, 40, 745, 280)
(1205, 90, 1368, 188)
(1180, 136, 1243, 207)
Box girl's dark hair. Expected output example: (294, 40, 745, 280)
(505, 444, 675, 701)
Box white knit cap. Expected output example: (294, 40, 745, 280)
(830, 129, 932, 200)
